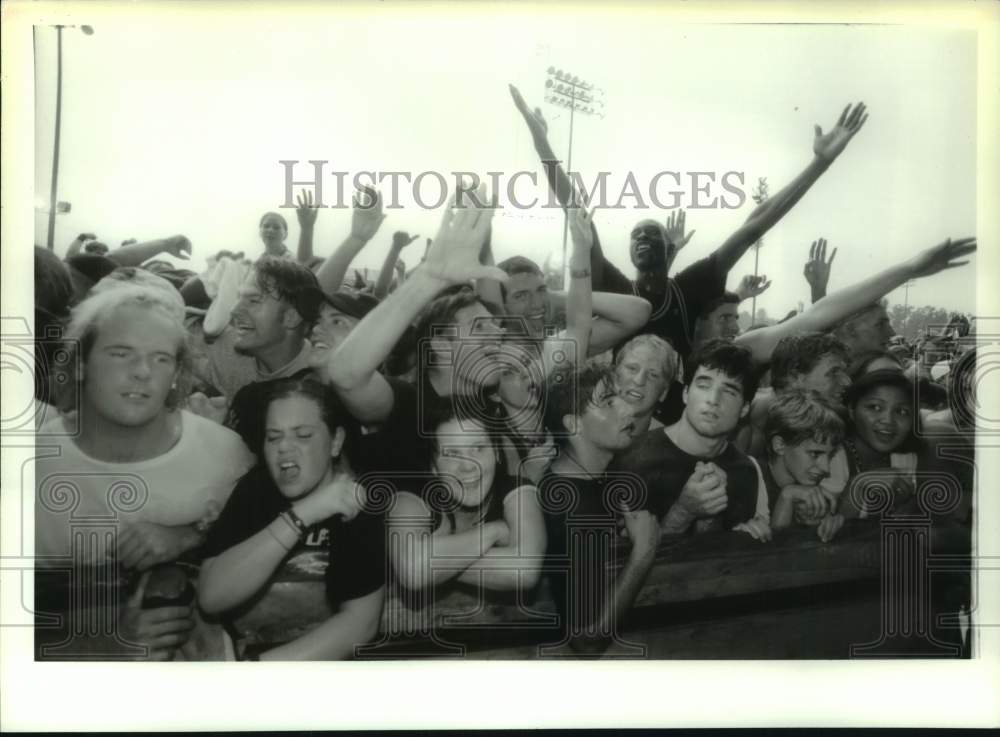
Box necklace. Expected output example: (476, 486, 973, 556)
(560, 448, 607, 483)
(844, 436, 889, 473)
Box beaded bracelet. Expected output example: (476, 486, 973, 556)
(280, 508, 308, 536)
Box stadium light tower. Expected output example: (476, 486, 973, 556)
(544, 67, 605, 285)
(42, 24, 95, 250)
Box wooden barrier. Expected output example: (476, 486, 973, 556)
(231, 519, 969, 659)
(34, 519, 971, 660)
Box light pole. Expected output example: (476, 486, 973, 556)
(749, 177, 769, 325)
(544, 67, 604, 286)
(44, 24, 94, 251)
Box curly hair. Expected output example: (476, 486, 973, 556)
(253, 255, 321, 324)
(544, 360, 618, 443)
(771, 332, 849, 391)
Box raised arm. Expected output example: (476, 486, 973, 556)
(325, 189, 504, 423)
(803, 237, 837, 303)
(295, 190, 318, 265)
(546, 288, 652, 358)
(733, 274, 772, 303)
(539, 205, 596, 372)
(374, 231, 418, 299)
(315, 186, 386, 294)
(508, 84, 631, 295)
(474, 227, 505, 311)
(713, 103, 868, 275)
(65, 232, 96, 260)
(738, 237, 977, 363)
(107, 235, 192, 267)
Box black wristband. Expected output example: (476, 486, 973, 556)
(281, 508, 308, 536)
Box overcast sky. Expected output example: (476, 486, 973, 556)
(33, 7, 977, 317)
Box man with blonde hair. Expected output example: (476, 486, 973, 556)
(36, 284, 253, 660)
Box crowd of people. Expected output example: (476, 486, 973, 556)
(32, 90, 978, 660)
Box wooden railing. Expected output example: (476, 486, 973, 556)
(35, 519, 971, 660)
(231, 519, 970, 658)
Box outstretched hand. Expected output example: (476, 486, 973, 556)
(296, 190, 319, 229)
(735, 274, 772, 301)
(162, 235, 192, 260)
(392, 231, 420, 250)
(664, 209, 696, 253)
(351, 186, 387, 242)
(803, 237, 837, 291)
(509, 84, 549, 138)
(421, 184, 505, 286)
(908, 237, 977, 279)
(813, 102, 868, 163)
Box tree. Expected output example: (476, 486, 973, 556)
(888, 304, 953, 341)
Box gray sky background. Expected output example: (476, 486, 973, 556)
(33, 8, 977, 317)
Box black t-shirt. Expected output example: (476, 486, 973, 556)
(201, 464, 386, 610)
(594, 250, 727, 360)
(611, 428, 759, 529)
(537, 469, 651, 638)
(654, 381, 687, 427)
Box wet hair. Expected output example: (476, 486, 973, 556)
(685, 339, 758, 401)
(771, 332, 849, 392)
(56, 284, 193, 413)
(615, 333, 680, 383)
(258, 211, 288, 233)
(544, 360, 618, 444)
(260, 375, 360, 461)
(847, 350, 904, 380)
(764, 389, 845, 458)
(497, 256, 544, 301)
(253, 256, 321, 324)
(699, 291, 741, 320)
